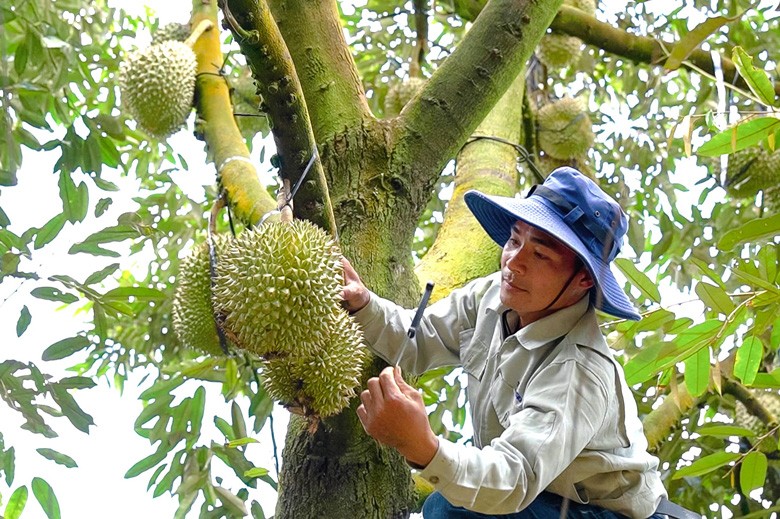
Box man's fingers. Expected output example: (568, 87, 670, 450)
(378, 367, 402, 398)
(366, 376, 384, 401)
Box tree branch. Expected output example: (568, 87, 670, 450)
(267, 0, 373, 140)
(220, 0, 338, 236)
(391, 0, 563, 198)
(191, 0, 276, 224)
(723, 377, 780, 428)
(549, 5, 780, 97)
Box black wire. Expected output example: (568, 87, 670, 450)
(464, 135, 545, 182)
(207, 217, 231, 356)
(285, 145, 319, 205)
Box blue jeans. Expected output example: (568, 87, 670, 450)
(422, 491, 666, 518)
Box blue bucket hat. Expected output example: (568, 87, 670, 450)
(464, 167, 641, 321)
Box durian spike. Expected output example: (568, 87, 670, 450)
(184, 19, 214, 48)
(277, 179, 293, 223)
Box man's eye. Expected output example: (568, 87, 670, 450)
(534, 251, 549, 260)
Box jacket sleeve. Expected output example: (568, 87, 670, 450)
(351, 275, 494, 375)
(418, 357, 610, 514)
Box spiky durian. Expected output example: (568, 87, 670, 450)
(385, 77, 426, 117)
(537, 97, 594, 160)
(151, 23, 191, 45)
(261, 356, 302, 406)
(213, 219, 343, 357)
(118, 41, 197, 139)
(172, 236, 234, 356)
(724, 148, 779, 198)
(296, 312, 368, 417)
(564, 0, 597, 15)
(537, 33, 583, 69)
(734, 390, 780, 453)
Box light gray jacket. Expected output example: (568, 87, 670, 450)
(353, 272, 667, 518)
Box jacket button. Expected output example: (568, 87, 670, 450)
(428, 476, 439, 484)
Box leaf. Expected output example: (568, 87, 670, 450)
(94, 197, 112, 217)
(16, 305, 31, 337)
(50, 384, 94, 433)
(31, 477, 61, 519)
(36, 448, 78, 468)
(228, 438, 259, 448)
(42, 336, 91, 361)
(684, 346, 710, 397)
(734, 336, 763, 385)
(732, 47, 777, 106)
(696, 116, 780, 157)
(14, 38, 29, 76)
(125, 448, 169, 479)
(664, 14, 738, 71)
(717, 212, 780, 250)
(740, 451, 768, 493)
(614, 258, 661, 303)
(672, 451, 740, 479)
(4, 485, 28, 519)
(694, 281, 735, 315)
(697, 424, 756, 438)
(214, 486, 248, 517)
(84, 263, 120, 286)
(31, 287, 78, 304)
(57, 376, 96, 390)
(243, 467, 269, 478)
(34, 213, 67, 249)
(103, 286, 166, 302)
(68, 224, 143, 257)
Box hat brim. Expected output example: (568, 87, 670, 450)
(464, 190, 641, 321)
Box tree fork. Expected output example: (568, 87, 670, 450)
(221, 0, 338, 236)
(190, 0, 276, 225)
(392, 0, 563, 206)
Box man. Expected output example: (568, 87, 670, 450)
(340, 167, 670, 518)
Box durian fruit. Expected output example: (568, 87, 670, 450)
(724, 148, 779, 199)
(565, 0, 596, 15)
(151, 23, 191, 45)
(172, 236, 234, 356)
(537, 33, 583, 69)
(118, 40, 197, 139)
(385, 77, 426, 117)
(734, 390, 780, 454)
(213, 219, 343, 357)
(536, 97, 594, 160)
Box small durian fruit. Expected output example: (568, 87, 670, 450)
(261, 356, 302, 407)
(296, 312, 368, 417)
(213, 220, 343, 357)
(537, 33, 583, 70)
(537, 97, 594, 160)
(724, 147, 775, 198)
(151, 23, 191, 45)
(118, 40, 197, 139)
(734, 390, 780, 454)
(172, 236, 233, 356)
(564, 0, 597, 15)
(385, 77, 426, 116)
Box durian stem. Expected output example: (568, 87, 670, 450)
(278, 179, 293, 223)
(723, 378, 780, 428)
(209, 196, 226, 234)
(184, 19, 214, 48)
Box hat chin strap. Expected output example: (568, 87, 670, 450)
(540, 261, 583, 312)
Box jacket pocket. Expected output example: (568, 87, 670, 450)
(460, 330, 487, 381)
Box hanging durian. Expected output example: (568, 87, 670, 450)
(385, 77, 426, 116)
(537, 97, 594, 160)
(172, 235, 234, 356)
(119, 21, 211, 139)
(537, 34, 583, 69)
(724, 147, 779, 198)
(734, 390, 780, 454)
(151, 23, 191, 45)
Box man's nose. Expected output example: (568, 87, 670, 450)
(505, 246, 528, 273)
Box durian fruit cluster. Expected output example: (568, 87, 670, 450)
(385, 77, 426, 116)
(172, 220, 368, 419)
(734, 390, 780, 454)
(118, 23, 197, 139)
(536, 0, 597, 69)
(724, 147, 780, 205)
(536, 97, 594, 161)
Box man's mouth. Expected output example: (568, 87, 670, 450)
(502, 274, 524, 291)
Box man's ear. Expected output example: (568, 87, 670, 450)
(578, 267, 595, 290)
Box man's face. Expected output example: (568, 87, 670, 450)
(500, 221, 593, 326)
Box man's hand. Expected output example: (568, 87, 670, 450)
(340, 257, 370, 313)
(356, 366, 439, 468)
